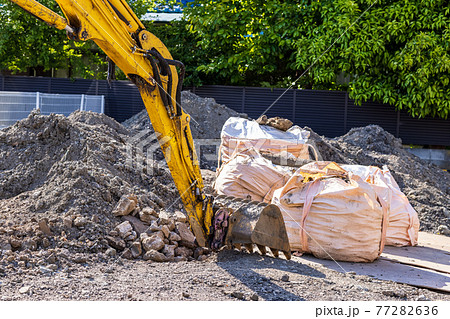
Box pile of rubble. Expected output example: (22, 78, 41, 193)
(123, 90, 245, 140)
(107, 194, 209, 262)
(0, 110, 201, 275)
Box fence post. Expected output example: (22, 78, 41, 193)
(292, 89, 296, 121)
(101, 95, 105, 114)
(35, 92, 40, 110)
(80, 94, 85, 111)
(241, 87, 246, 113)
(344, 92, 348, 132)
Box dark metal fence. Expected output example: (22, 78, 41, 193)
(190, 85, 450, 146)
(1, 75, 448, 146)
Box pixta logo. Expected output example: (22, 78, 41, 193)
(126, 129, 222, 175)
(126, 129, 171, 175)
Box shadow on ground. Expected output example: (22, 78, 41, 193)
(216, 249, 325, 300)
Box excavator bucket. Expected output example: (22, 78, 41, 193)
(213, 195, 291, 259)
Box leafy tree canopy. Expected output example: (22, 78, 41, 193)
(0, 0, 155, 78)
(185, 0, 450, 118)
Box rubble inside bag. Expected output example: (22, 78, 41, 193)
(272, 162, 387, 262)
(219, 117, 312, 164)
(305, 125, 449, 234)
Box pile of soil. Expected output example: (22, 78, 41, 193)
(123, 91, 246, 140)
(123, 90, 246, 169)
(307, 125, 450, 233)
(0, 110, 191, 274)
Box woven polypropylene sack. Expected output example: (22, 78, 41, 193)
(341, 164, 420, 246)
(301, 162, 420, 247)
(220, 117, 311, 163)
(272, 167, 387, 262)
(214, 149, 291, 203)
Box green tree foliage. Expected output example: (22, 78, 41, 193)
(0, 0, 154, 78)
(185, 0, 450, 118)
(144, 19, 214, 86)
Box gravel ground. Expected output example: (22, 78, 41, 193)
(1, 250, 448, 301)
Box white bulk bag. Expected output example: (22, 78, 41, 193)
(272, 164, 388, 262)
(301, 162, 420, 246)
(220, 117, 311, 163)
(214, 148, 291, 203)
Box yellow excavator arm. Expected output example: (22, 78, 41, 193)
(9, 0, 291, 258)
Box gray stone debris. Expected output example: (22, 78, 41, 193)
(143, 250, 166, 262)
(176, 222, 196, 248)
(112, 194, 138, 217)
(73, 217, 89, 228)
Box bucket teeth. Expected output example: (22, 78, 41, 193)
(270, 248, 279, 258)
(213, 195, 291, 259)
(257, 245, 267, 255)
(283, 251, 291, 260)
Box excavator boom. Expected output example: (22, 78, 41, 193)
(8, 0, 291, 258)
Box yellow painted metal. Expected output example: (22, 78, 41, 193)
(9, 0, 69, 30)
(9, 0, 210, 244)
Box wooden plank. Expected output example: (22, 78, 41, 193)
(381, 232, 450, 274)
(293, 232, 450, 292)
(296, 255, 450, 292)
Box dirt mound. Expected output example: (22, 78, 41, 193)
(0, 110, 208, 275)
(307, 125, 450, 233)
(123, 91, 246, 169)
(123, 90, 246, 140)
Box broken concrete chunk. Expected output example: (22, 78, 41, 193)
(142, 235, 165, 252)
(105, 247, 117, 257)
(139, 207, 158, 223)
(143, 250, 166, 262)
(130, 241, 142, 258)
(112, 194, 138, 217)
(174, 210, 187, 223)
(121, 215, 149, 236)
(106, 236, 126, 251)
(175, 246, 193, 258)
(73, 217, 88, 228)
(149, 221, 161, 232)
(122, 248, 133, 260)
(169, 231, 181, 242)
(158, 211, 170, 225)
(124, 231, 137, 242)
(38, 219, 52, 236)
(438, 225, 450, 236)
(161, 225, 170, 238)
(162, 244, 176, 261)
(153, 231, 165, 241)
(167, 219, 176, 231)
(176, 222, 196, 248)
(115, 221, 133, 239)
(256, 115, 293, 131)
